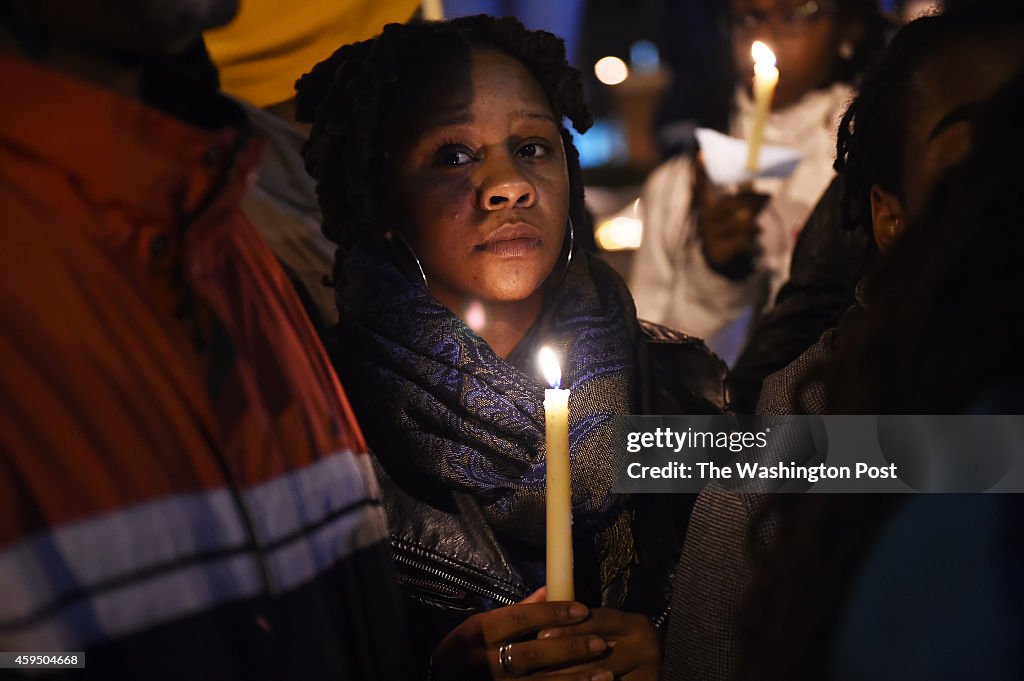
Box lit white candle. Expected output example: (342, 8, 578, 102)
(539, 346, 573, 601)
(421, 0, 444, 21)
(745, 40, 779, 172)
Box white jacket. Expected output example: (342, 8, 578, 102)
(629, 83, 853, 366)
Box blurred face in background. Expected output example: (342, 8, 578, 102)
(19, 0, 238, 56)
(731, 0, 861, 108)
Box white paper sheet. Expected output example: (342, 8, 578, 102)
(695, 127, 803, 185)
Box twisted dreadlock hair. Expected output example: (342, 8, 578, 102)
(834, 2, 1024, 233)
(295, 15, 592, 280)
(829, 70, 1024, 413)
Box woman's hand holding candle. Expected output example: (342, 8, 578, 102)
(538, 608, 662, 681)
(429, 588, 614, 680)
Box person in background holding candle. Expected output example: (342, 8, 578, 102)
(756, 3, 1024, 416)
(630, 0, 889, 366)
(296, 15, 728, 680)
(661, 9, 1024, 681)
(737, 69, 1024, 681)
(728, 0, 1011, 413)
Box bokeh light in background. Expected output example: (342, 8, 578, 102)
(570, 122, 627, 168)
(594, 199, 643, 251)
(629, 40, 660, 73)
(594, 56, 629, 85)
(595, 216, 643, 251)
(464, 300, 486, 332)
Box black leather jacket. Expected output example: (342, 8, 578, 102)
(374, 321, 729, 676)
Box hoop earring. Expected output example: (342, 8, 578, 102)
(548, 217, 575, 288)
(565, 217, 575, 272)
(389, 231, 428, 290)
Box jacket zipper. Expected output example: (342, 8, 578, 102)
(391, 550, 520, 606)
(395, 548, 672, 630)
(397, 573, 463, 598)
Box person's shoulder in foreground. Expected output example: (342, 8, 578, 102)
(0, 3, 409, 678)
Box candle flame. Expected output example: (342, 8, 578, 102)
(538, 346, 561, 389)
(751, 40, 777, 68)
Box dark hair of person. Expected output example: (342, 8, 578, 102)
(294, 15, 592, 281)
(736, 71, 1024, 681)
(829, 69, 1024, 413)
(834, 2, 1024, 233)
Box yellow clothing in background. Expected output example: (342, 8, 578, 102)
(205, 0, 420, 107)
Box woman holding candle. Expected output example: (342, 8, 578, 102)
(630, 0, 890, 366)
(664, 13, 1024, 681)
(296, 15, 727, 680)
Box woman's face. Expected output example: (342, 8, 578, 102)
(731, 0, 848, 109)
(387, 48, 570, 315)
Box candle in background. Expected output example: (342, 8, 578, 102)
(539, 346, 573, 601)
(421, 0, 444, 21)
(745, 40, 779, 172)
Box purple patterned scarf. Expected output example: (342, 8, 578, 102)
(335, 241, 640, 601)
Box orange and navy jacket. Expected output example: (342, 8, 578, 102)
(0, 55, 408, 679)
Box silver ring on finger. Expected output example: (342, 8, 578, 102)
(498, 641, 523, 677)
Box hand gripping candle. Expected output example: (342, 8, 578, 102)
(745, 40, 780, 172)
(539, 346, 573, 600)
